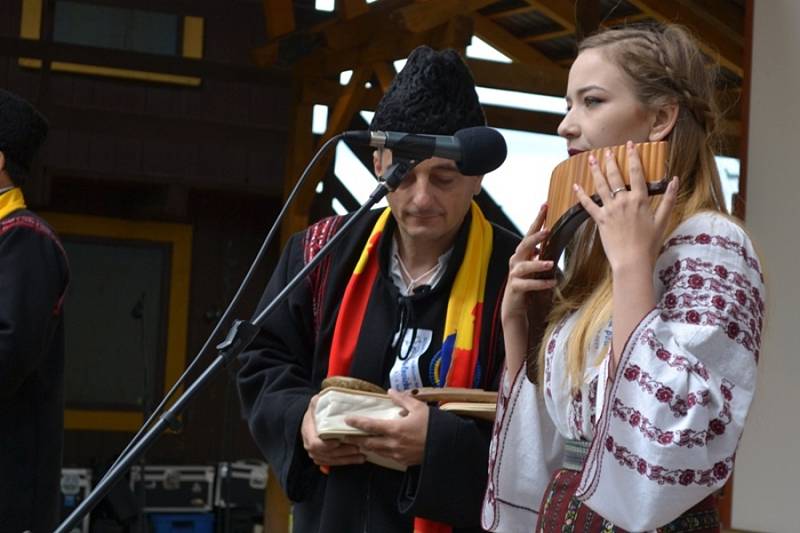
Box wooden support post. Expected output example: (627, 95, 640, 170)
(263, 0, 295, 39)
(336, 0, 369, 20)
(372, 61, 396, 93)
(280, 86, 315, 244)
(263, 466, 291, 533)
(281, 66, 373, 242)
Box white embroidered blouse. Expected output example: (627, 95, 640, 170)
(482, 212, 765, 532)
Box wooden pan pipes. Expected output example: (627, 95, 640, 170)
(539, 141, 670, 264)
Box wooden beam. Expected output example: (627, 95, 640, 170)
(483, 105, 564, 135)
(523, 28, 573, 43)
(521, 0, 575, 31)
(676, 0, 743, 46)
(395, 0, 496, 33)
(263, 467, 290, 533)
(300, 78, 383, 108)
(522, 13, 650, 43)
(322, 67, 374, 146)
(471, 14, 568, 83)
(575, 0, 602, 41)
(372, 61, 396, 93)
(282, 67, 373, 240)
(322, 0, 410, 51)
(626, 0, 743, 77)
(281, 96, 315, 243)
(488, 5, 537, 20)
(467, 58, 565, 96)
(336, 0, 369, 20)
(0, 36, 288, 85)
(299, 59, 574, 109)
(602, 12, 652, 28)
(301, 16, 473, 77)
(263, 0, 295, 39)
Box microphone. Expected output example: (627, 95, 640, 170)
(342, 126, 507, 176)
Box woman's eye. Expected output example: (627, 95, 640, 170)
(584, 96, 602, 107)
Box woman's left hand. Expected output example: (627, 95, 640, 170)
(573, 140, 679, 272)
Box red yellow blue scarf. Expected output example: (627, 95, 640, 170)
(327, 201, 493, 533)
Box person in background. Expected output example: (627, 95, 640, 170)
(0, 89, 70, 533)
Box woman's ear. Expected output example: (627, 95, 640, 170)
(648, 102, 679, 141)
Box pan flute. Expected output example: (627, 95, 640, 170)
(540, 141, 670, 263)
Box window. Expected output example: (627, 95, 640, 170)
(20, 0, 204, 86)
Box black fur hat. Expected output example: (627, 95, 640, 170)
(370, 46, 485, 135)
(0, 89, 48, 182)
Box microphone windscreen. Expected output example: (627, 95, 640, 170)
(454, 127, 507, 176)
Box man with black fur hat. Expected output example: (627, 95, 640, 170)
(0, 89, 69, 532)
(237, 46, 519, 532)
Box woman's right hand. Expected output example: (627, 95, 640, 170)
(502, 204, 558, 376)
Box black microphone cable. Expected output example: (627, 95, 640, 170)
(98, 133, 345, 484)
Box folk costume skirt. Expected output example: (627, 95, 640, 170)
(536, 468, 721, 532)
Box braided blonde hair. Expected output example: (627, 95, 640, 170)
(539, 24, 728, 389)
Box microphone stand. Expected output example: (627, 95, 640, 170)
(54, 158, 418, 533)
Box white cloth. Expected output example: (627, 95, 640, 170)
(388, 237, 453, 296)
(482, 212, 765, 532)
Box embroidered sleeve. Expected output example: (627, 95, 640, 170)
(576, 213, 765, 531)
(481, 364, 564, 531)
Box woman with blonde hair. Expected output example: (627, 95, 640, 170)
(482, 24, 765, 532)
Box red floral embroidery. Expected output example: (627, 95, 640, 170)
(604, 434, 734, 486)
(611, 381, 735, 448)
(638, 329, 710, 380)
(621, 363, 711, 417)
(656, 237, 765, 360)
(663, 231, 763, 281)
(655, 387, 674, 402)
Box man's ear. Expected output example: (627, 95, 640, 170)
(472, 175, 484, 196)
(648, 101, 679, 142)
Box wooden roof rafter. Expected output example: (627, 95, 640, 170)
(626, 0, 744, 77)
(298, 15, 474, 76)
(263, 0, 296, 39)
(520, 0, 576, 33)
(336, 0, 369, 20)
(281, 64, 375, 241)
(471, 14, 568, 86)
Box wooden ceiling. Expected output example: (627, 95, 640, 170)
(257, 0, 744, 142)
(257, 0, 747, 238)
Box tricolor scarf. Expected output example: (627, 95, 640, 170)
(327, 201, 493, 533)
(0, 187, 26, 220)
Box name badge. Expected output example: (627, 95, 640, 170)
(389, 329, 432, 391)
